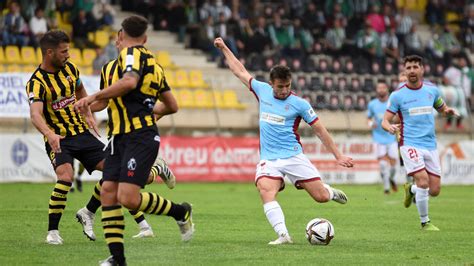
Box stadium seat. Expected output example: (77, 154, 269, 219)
(212, 90, 226, 108)
(36, 47, 42, 64)
(94, 30, 109, 48)
(194, 89, 214, 108)
(371, 62, 381, 75)
(0, 64, 5, 73)
(22, 65, 38, 73)
(323, 77, 335, 92)
(291, 58, 303, 72)
(349, 77, 362, 92)
(21, 46, 37, 65)
(343, 59, 354, 74)
(342, 95, 355, 110)
(80, 66, 93, 76)
(317, 58, 329, 73)
(337, 77, 348, 91)
(177, 89, 196, 108)
(303, 57, 316, 72)
(330, 59, 342, 73)
(296, 75, 308, 90)
(165, 70, 177, 88)
(355, 95, 368, 111)
(156, 51, 175, 69)
(310, 76, 322, 91)
(189, 70, 209, 89)
(222, 90, 246, 109)
(314, 94, 327, 110)
(327, 94, 341, 111)
(69, 48, 83, 65)
(174, 69, 190, 88)
(0, 47, 5, 64)
(5, 46, 22, 64)
(363, 78, 375, 92)
(6, 64, 21, 72)
(82, 49, 97, 67)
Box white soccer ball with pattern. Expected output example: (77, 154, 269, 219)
(305, 218, 335, 245)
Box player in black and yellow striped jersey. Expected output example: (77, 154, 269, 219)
(77, 36, 178, 240)
(26, 30, 107, 245)
(75, 16, 194, 266)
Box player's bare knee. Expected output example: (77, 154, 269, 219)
(314, 192, 330, 203)
(117, 191, 140, 209)
(429, 187, 440, 197)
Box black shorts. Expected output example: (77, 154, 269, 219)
(45, 131, 106, 174)
(103, 126, 159, 188)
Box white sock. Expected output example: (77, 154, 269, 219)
(380, 160, 390, 191)
(323, 184, 334, 200)
(138, 220, 151, 230)
(389, 166, 396, 182)
(415, 187, 430, 223)
(410, 184, 417, 195)
(263, 201, 288, 237)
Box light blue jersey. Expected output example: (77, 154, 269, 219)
(250, 78, 318, 160)
(387, 81, 445, 150)
(368, 98, 396, 145)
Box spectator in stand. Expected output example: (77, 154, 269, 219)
(73, 0, 94, 19)
(425, 0, 445, 28)
(443, 56, 474, 129)
(301, 2, 326, 39)
(2, 1, 28, 46)
(355, 21, 383, 61)
(92, 47, 109, 75)
(438, 25, 463, 64)
(215, 11, 238, 56)
(92, 0, 116, 27)
(324, 17, 347, 56)
(381, 27, 399, 59)
(325, 0, 354, 21)
(56, 0, 75, 15)
(168, 0, 188, 43)
(366, 5, 385, 34)
(214, 0, 231, 21)
(460, 5, 474, 52)
(395, 7, 413, 45)
(382, 4, 396, 31)
(103, 34, 118, 61)
(29, 7, 48, 47)
(268, 13, 295, 56)
(72, 9, 97, 49)
(404, 24, 425, 57)
(293, 17, 313, 54)
(247, 17, 272, 54)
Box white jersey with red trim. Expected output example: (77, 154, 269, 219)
(250, 78, 318, 160)
(387, 81, 444, 150)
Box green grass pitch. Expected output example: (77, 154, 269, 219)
(0, 183, 473, 265)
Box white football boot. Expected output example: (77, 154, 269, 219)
(46, 230, 63, 245)
(132, 227, 154, 238)
(331, 188, 348, 204)
(177, 202, 194, 242)
(268, 233, 293, 245)
(76, 207, 96, 241)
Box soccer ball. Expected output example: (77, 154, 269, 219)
(305, 218, 335, 245)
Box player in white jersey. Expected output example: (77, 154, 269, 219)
(382, 55, 458, 231)
(214, 37, 354, 244)
(367, 82, 398, 194)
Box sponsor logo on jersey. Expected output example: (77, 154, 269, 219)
(261, 112, 285, 125)
(51, 95, 76, 111)
(408, 106, 432, 116)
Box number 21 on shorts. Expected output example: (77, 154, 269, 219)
(408, 148, 418, 160)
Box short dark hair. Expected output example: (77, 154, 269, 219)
(269, 65, 291, 81)
(403, 55, 423, 66)
(39, 30, 70, 54)
(121, 15, 148, 38)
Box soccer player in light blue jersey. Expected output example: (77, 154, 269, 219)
(214, 37, 354, 245)
(368, 82, 398, 194)
(382, 55, 458, 231)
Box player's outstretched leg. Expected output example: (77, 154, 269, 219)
(76, 180, 103, 241)
(46, 180, 72, 245)
(137, 192, 194, 242)
(149, 157, 176, 189)
(129, 210, 154, 238)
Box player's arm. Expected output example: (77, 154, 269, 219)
(74, 81, 101, 136)
(29, 102, 64, 153)
(311, 120, 354, 168)
(434, 96, 459, 117)
(381, 111, 399, 134)
(214, 37, 252, 88)
(153, 90, 179, 121)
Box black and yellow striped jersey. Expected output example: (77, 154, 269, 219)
(26, 62, 88, 137)
(100, 45, 169, 136)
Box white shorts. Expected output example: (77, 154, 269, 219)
(376, 142, 399, 159)
(255, 153, 321, 190)
(399, 146, 441, 177)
